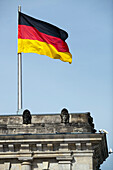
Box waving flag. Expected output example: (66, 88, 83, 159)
(18, 12, 72, 63)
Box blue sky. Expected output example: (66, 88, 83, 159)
(0, 0, 113, 169)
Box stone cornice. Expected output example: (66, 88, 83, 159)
(0, 133, 108, 165)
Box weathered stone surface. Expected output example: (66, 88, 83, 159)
(0, 112, 108, 170)
(0, 112, 94, 124)
(0, 112, 96, 135)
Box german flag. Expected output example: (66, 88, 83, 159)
(18, 12, 72, 63)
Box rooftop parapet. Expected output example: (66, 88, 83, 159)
(0, 109, 96, 135)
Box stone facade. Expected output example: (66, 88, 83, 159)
(0, 111, 108, 170)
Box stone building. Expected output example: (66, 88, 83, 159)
(0, 109, 108, 170)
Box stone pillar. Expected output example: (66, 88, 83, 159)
(56, 156, 73, 170)
(18, 157, 33, 170)
(42, 161, 49, 170)
(4, 162, 10, 170)
(21, 162, 31, 170)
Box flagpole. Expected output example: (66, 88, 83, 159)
(17, 5, 22, 113)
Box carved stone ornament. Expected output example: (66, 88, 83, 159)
(23, 109, 31, 124)
(60, 108, 69, 124)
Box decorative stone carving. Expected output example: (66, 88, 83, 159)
(60, 108, 69, 123)
(23, 110, 31, 124)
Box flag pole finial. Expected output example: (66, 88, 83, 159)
(18, 5, 21, 12)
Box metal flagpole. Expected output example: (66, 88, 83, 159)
(17, 5, 22, 114)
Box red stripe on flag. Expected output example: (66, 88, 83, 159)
(18, 25, 69, 53)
